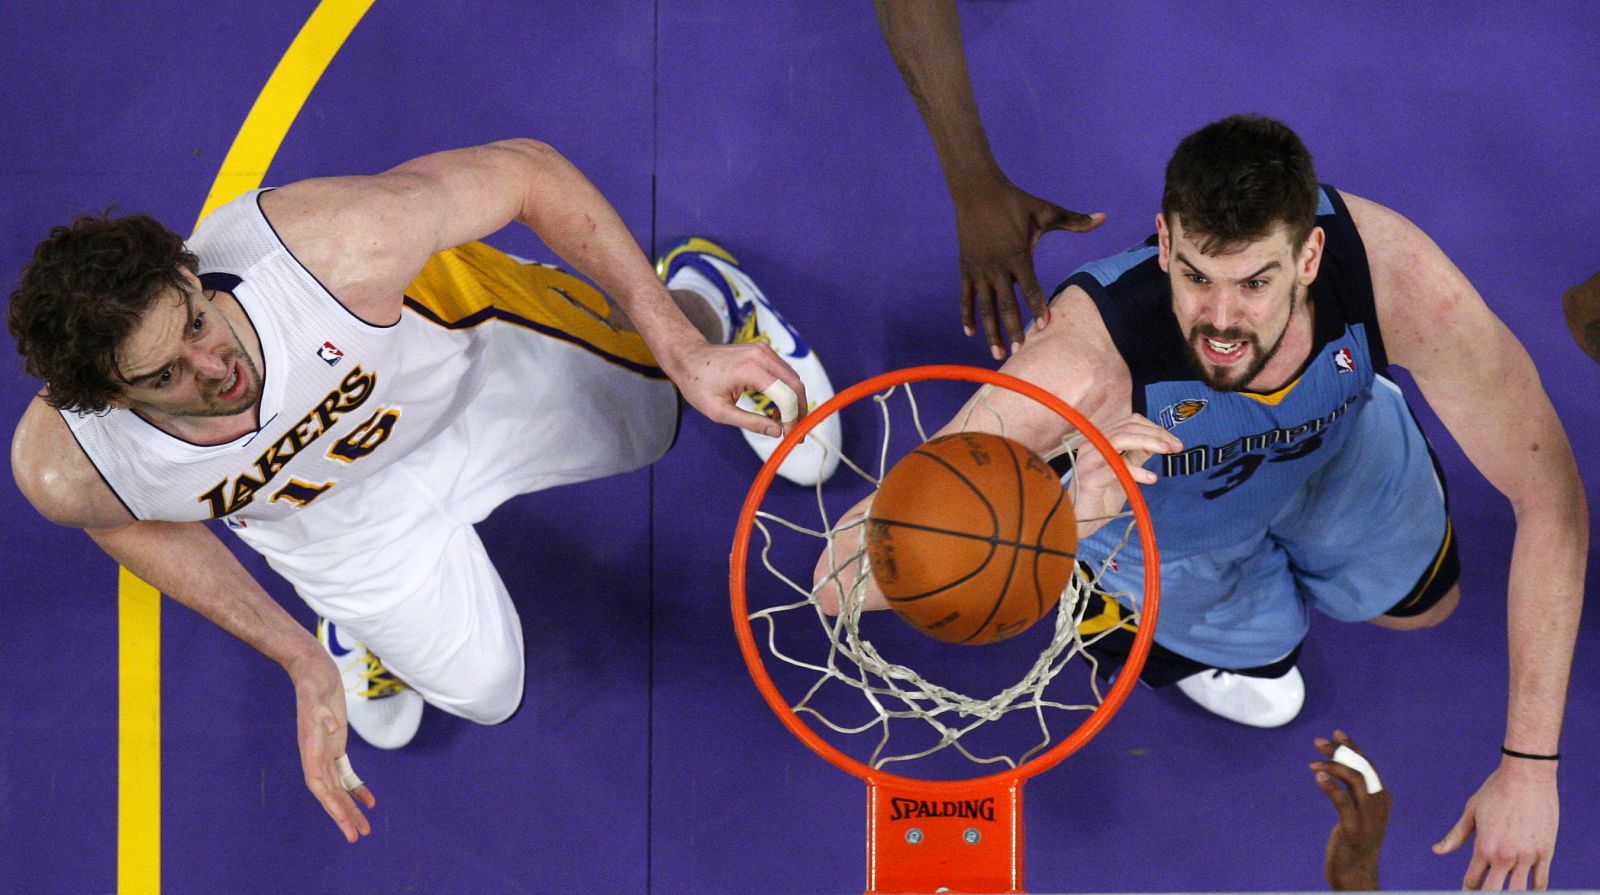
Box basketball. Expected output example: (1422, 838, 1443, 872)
(865, 432, 1077, 645)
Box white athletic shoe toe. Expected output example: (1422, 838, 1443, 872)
(1175, 665, 1304, 729)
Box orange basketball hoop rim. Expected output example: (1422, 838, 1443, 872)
(730, 365, 1162, 894)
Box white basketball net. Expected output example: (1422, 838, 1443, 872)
(744, 381, 1146, 773)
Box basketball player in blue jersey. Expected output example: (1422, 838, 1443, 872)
(818, 116, 1584, 889)
(7, 139, 840, 844)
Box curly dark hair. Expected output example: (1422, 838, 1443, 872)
(1162, 114, 1320, 255)
(7, 213, 197, 413)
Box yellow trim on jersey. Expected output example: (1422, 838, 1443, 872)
(1238, 373, 1303, 406)
(1389, 518, 1454, 613)
(406, 243, 660, 371)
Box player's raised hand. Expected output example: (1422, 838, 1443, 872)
(287, 651, 375, 843)
(1310, 730, 1390, 891)
(1434, 757, 1558, 890)
(955, 180, 1104, 358)
(1067, 413, 1180, 537)
(662, 337, 808, 438)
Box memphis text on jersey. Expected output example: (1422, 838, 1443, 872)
(197, 366, 395, 518)
(1161, 394, 1357, 479)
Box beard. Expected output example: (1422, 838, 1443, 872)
(192, 348, 263, 417)
(1182, 282, 1300, 392)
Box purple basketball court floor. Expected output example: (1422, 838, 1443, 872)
(2, 2, 1597, 892)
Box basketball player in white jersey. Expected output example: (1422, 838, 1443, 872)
(7, 139, 839, 843)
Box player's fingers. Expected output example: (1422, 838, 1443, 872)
(1313, 735, 1337, 757)
(1462, 850, 1492, 890)
(1313, 767, 1352, 800)
(740, 344, 808, 421)
(1331, 728, 1371, 757)
(1532, 854, 1551, 891)
(1508, 858, 1533, 892)
(1014, 262, 1051, 333)
(705, 345, 807, 436)
(960, 272, 978, 337)
(991, 271, 1027, 355)
(1105, 430, 1182, 460)
(974, 282, 1005, 360)
(306, 775, 361, 843)
(713, 401, 786, 438)
(1478, 855, 1512, 892)
(1313, 759, 1368, 801)
(1110, 417, 1183, 452)
(1038, 204, 1106, 234)
(1435, 809, 1475, 854)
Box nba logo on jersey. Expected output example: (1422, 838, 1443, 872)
(1157, 398, 1208, 429)
(1334, 347, 1356, 374)
(224, 516, 248, 530)
(317, 341, 345, 366)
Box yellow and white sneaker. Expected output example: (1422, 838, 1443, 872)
(317, 619, 423, 750)
(656, 237, 841, 486)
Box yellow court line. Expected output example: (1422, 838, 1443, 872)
(118, 2, 373, 892)
(198, 1, 376, 221)
(116, 568, 160, 895)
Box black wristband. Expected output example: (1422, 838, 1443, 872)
(1502, 746, 1560, 761)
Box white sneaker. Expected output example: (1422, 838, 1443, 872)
(317, 619, 424, 750)
(657, 237, 841, 486)
(1175, 665, 1305, 729)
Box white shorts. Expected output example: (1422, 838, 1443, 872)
(236, 251, 679, 722)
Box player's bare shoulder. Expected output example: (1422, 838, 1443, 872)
(1341, 189, 1490, 372)
(257, 174, 435, 326)
(11, 396, 134, 529)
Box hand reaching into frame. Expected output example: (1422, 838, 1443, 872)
(1311, 730, 1391, 891)
(288, 650, 376, 843)
(955, 179, 1104, 358)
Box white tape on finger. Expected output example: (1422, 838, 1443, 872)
(764, 379, 800, 424)
(335, 753, 364, 791)
(1332, 744, 1383, 794)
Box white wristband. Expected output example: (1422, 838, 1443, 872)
(764, 379, 800, 424)
(1331, 744, 1383, 794)
(335, 754, 364, 791)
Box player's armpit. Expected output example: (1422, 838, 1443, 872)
(1561, 270, 1600, 364)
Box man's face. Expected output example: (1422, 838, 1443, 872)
(114, 271, 262, 419)
(1158, 215, 1324, 391)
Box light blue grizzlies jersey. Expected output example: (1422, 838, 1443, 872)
(1061, 186, 1387, 561)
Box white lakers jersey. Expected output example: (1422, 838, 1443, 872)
(63, 190, 486, 523)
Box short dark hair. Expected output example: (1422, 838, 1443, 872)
(7, 213, 197, 413)
(1162, 114, 1320, 255)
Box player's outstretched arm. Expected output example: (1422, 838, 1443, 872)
(10, 401, 375, 843)
(1561, 270, 1600, 364)
(259, 140, 802, 438)
(1352, 192, 1584, 890)
(1310, 730, 1391, 891)
(874, 0, 1103, 357)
